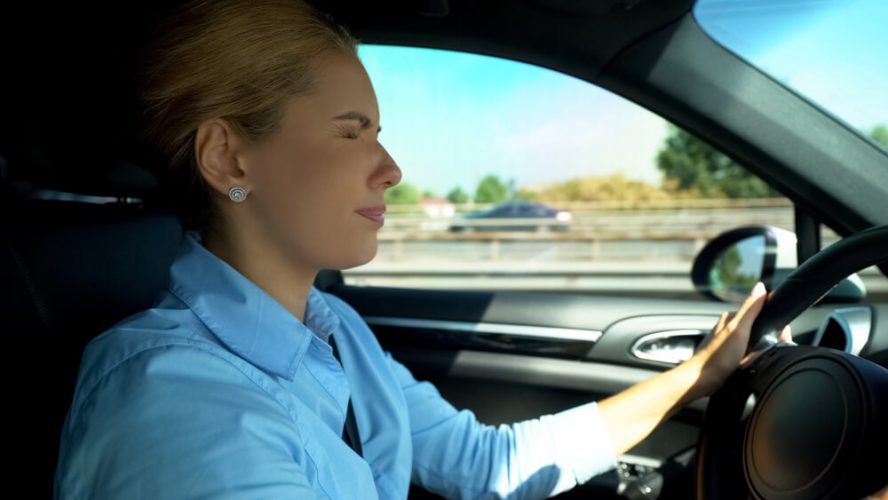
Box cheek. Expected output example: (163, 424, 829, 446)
(254, 145, 364, 230)
(250, 142, 379, 267)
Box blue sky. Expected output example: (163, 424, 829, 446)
(357, 0, 887, 197)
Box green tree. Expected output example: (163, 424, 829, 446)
(656, 125, 778, 198)
(712, 245, 759, 297)
(421, 189, 436, 199)
(474, 174, 509, 204)
(446, 186, 469, 204)
(870, 125, 888, 148)
(385, 182, 421, 205)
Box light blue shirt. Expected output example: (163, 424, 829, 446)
(54, 230, 618, 499)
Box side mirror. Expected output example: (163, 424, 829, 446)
(691, 225, 866, 303)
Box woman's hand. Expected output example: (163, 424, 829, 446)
(597, 281, 792, 457)
(684, 281, 792, 400)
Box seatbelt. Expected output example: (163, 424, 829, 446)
(328, 335, 363, 457)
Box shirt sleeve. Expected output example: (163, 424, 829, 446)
(384, 351, 619, 499)
(54, 343, 323, 500)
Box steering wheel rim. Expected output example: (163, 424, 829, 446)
(696, 224, 888, 500)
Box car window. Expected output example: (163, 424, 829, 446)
(694, 0, 888, 155)
(491, 204, 512, 217)
(345, 45, 797, 300)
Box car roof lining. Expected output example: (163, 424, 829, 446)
(311, 0, 693, 81)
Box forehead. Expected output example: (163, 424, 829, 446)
(301, 51, 379, 119)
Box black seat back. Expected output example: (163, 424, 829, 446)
(1, 196, 183, 499)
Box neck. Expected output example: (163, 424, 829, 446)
(201, 227, 317, 323)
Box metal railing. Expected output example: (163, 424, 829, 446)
(342, 199, 883, 297)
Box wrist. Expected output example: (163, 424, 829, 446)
(673, 354, 709, 405)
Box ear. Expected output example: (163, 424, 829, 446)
(194, 118, 252, 198)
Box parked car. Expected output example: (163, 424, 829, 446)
(448, 201, 572, 232)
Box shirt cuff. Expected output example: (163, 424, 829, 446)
(548, 400, 619, 486)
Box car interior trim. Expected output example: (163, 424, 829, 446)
(363, 316, 604, 343)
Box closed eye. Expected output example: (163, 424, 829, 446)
(338, 125, 381, 140)
(332, 111, 382, 137)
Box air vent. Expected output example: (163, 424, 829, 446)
(817, 317, 849, 351)
(812, 306, 872, 355)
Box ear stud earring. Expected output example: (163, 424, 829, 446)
(228, 186, 248, 203)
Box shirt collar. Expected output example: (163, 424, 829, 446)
(166, 230, 341, 379)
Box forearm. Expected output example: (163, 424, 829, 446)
(597, 357, 707, 456)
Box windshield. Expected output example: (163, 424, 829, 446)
(693, 0, 888, 153)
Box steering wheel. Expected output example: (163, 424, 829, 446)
(696, 224, 888, 500)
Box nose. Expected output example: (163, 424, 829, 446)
(371, 143, 401, 190)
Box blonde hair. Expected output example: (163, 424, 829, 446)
(137, 0, 360, 232)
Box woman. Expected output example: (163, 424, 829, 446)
(53, 1, 791, 498)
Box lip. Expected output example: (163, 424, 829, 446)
(356, 205, 386, 226)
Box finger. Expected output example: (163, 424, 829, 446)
(727, 282, 767, 334)
(712, 311, 736, 338)
(713, 311, 730, 334)
(701, 312, 730, 351)
(779, 324, 793, 343)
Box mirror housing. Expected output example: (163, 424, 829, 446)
(691, 225, 866, 303)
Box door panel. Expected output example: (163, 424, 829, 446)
(327, 283, 836, 498)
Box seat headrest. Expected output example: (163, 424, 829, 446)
(2, 198, 184, 337)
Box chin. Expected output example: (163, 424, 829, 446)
(329, 240, 378, 271)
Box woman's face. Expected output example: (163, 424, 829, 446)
(239, 50, 401, 271)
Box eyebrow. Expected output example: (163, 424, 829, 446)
(332, 111, 382, 133)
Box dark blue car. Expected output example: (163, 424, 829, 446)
(448, 201, 572, 232)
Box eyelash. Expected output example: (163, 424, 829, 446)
(340, 127, 381, 140)
(334, 123, 361, 139)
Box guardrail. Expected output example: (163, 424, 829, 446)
(384, 197, 794, 214)
(379, 200, 799, 234)
(343, 260, 888, 298)
(341, 200, 878, 297)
